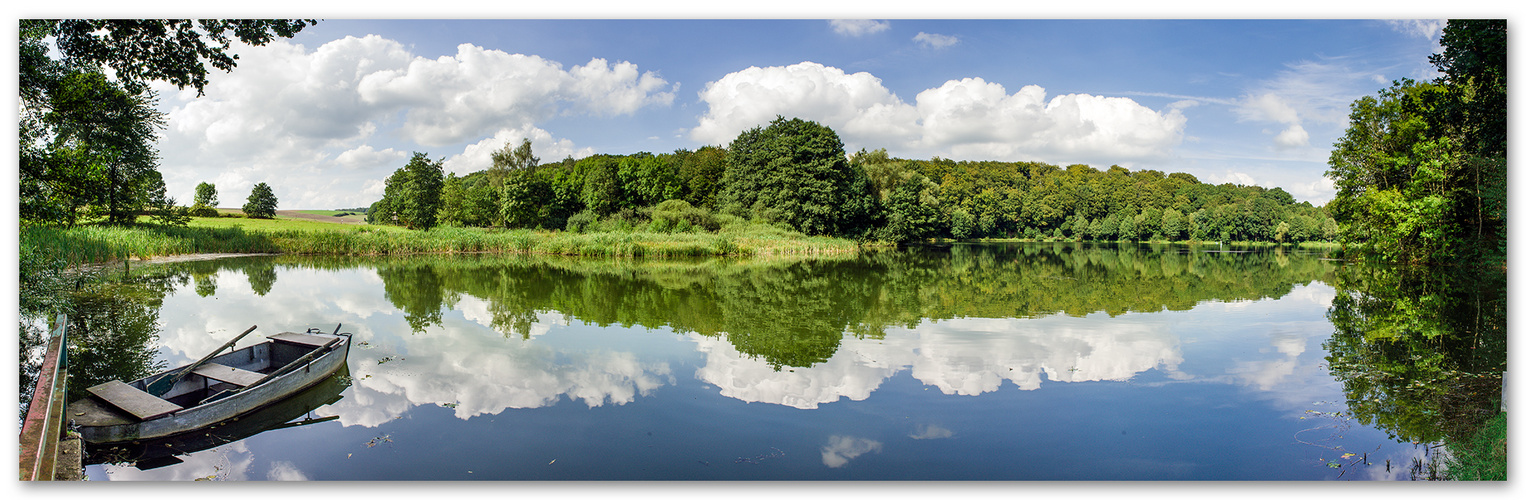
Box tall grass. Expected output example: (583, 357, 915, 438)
(22, 220, 863, 267)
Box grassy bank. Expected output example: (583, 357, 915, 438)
(1446, 412, 1506, 480)
(22, 218, 863, 266)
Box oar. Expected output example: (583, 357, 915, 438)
(147, 325, 258, 396)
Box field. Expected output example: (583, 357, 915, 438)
(211, 208, 368, 225)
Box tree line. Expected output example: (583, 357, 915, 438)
(370, 116, 1340, 244)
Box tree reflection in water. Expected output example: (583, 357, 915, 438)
(1324, 264, 1505, 446)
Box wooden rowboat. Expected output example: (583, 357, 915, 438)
(83, 366, 351, 469)
(68, 326, 352, 445)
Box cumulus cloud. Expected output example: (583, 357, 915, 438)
(1385, 19, 1445, 40)
(831, 20, 889, 37)
(913, 32, 960, 50)
(821, 435, 883, 468)
(156, 35, 673, 209)
(357, 45, 674, 147)
(691, 62, 1184, 166)
(441, 126, 595, 176)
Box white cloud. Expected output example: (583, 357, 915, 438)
(690, 62, 921, 146)
(441, 126, 595, 176)
(1206, 171, 1259, 187)
(265, 461, 310, 481)
(909, 423, 954, 440)
(358, 46, 674, 146)
(156, 35, 672, 209)
(913, 32, 960, 50)
(691, 62, 1184, 166)
(831, 20, 890, 37)
(335, 145, 408, 171)
(1385, 19, 1444, 40)
(821, 435, 882, 468)
(916, 79, 1187, 163)
(1273, 123, 1310, 148)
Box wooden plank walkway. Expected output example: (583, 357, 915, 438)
(86, 380, 181, 421)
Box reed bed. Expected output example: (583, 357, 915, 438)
(23, 221, 864, 266)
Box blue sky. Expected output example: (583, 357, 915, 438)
(82, 15, 1464, 209)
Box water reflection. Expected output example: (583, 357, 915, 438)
(64, 243, 1494, 480)
(1323, 264, 1506, 445)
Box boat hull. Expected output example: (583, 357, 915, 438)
(72, 334, 350, 445)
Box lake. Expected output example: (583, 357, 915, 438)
(64, 242, 1503, 480)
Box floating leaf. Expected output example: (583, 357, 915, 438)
(1341, 453, 1356, 459)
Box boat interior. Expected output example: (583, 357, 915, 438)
(74, 333, 340, 425)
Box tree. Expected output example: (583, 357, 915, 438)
(1160, 208, 1186, 241)
(39, 70, 166, 225)
(243, 182, 278, 219)
(489, 138, 539, 186)
(400, 153, 446, 230)
(720, 117, 875, 237)
(1326, 20, 1506, 265)
(193, 182, 218, 208)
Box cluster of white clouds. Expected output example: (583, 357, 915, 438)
(148, 19, 1445, 210)
(156, 35, 674, 208)
(691, 62, 1186, 167)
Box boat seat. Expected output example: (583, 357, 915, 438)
(268, 332, 334, 348)
(86, 380, 182, 421)
(191, 362, 266, 387)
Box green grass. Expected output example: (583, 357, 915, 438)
(23, 217, 863, 266)
(1446, 412, 1506, 480)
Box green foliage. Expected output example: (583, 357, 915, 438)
(1445, 412, 1507, 480)
(1324, 265, 1505, 445)
(373, 153, 445, 230)
(265, 242, 1339, 366)
(35, 70, 166, 225)
(42, 19, 315, 96)
(193, 182, 218, 209)
(1326, 20, 1505, 266)
(18, 19, 310, 230)
(720, 117, 876, 237)
(242, 182, 278, 219)
(650, 199, 719, 233)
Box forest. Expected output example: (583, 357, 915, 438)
(369, 118, 1340, 245)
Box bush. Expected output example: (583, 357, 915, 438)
(650, 199, 719, 233)
(566, 210, 598, 233)
(190, 206, 220, 218)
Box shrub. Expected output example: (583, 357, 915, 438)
(566, 210, 598, 233)
(650, 199, 719, 233)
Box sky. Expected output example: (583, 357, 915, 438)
(9, 5, 1503, 212)
(134, 16, 1452, 210)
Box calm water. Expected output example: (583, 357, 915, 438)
(69, 243, 1503, 480)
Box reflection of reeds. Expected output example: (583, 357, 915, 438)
(22, 220, 863, 266)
